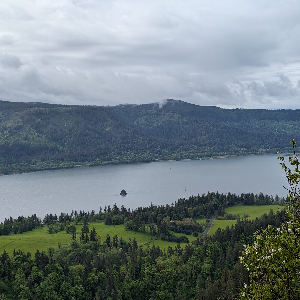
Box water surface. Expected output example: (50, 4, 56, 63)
(0, 154, 287, 221)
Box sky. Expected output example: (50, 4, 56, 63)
(0, 0, 300, 109)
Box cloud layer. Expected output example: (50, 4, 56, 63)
(0, 0, 299, 108)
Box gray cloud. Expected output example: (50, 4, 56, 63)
(0, 35, 15, 46)
(0, 53, 22, 69)
(0, 0, 299, 108)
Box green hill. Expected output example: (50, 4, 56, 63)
(0, 99, 299, 174)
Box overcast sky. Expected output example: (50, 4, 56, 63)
(0, 0, 299, 109)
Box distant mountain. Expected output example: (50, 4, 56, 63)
(0, 99, 299, 174)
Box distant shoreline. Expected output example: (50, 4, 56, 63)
(0, 149, 291, 177)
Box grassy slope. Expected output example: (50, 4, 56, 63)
(208, 205, 285, 235)
(0, 205, 284, 255)
(0, 223, 196, 255)
(0, 227, 69, 255)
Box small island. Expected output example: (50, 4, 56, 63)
(120, 189, 127, 196)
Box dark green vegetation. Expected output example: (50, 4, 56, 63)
(0, 212, 286, 300)
(0, 192, 286, 299)
(1, 99, 300, 174)
(240, 141, 300, 299)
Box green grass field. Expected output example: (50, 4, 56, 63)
(0, 227, 70, 255)
(208, 205, 285, 235)
(0, 222, 195, 255)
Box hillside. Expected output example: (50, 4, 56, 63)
(0, 99, 299, 174)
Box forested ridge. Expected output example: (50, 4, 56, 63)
(1, 99, 300, 174)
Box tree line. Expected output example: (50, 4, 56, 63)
(0, 191, 284, 241)
(41, 192, 284, 243)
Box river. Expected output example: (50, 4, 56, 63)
(0, 154, 288, 222)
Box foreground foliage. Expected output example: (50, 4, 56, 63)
(240, 141, 300, 299)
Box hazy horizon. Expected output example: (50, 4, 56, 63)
(0, 1, 300, 109)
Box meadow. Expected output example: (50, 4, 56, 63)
(0, 204, 284, 255)
(0, 222, 193, 255)
(208, 204, 285, 235)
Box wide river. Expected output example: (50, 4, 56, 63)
(0, 154, 289, 222)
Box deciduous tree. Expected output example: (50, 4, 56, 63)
(240, 140, 300, 299)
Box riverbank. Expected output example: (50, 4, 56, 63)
(0, 148, 289, 176)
